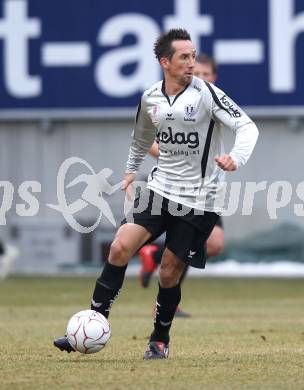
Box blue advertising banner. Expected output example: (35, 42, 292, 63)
(0, 0, 303, 117)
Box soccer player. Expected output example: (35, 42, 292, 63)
(54, 29, 259, 359)
(138, 53, 224, 317)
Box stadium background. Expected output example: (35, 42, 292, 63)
(1, 0, 304, 275)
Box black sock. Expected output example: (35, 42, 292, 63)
(150, 283, 181, 344)
(91, 262, 127, 318)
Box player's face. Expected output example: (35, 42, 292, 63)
(193, 62, 217, 83)
(162, 40, 196, 85)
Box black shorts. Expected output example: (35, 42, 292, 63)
(122, 189, 219, 269)
(215, 216, 223, 228)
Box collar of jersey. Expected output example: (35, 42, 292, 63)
(161, 80, 190, 107)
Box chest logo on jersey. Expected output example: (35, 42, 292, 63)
(157, 127, 199, 149)
(184, 104, 196, 122)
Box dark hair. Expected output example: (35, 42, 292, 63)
(196, 53, 217, 75)
(153, 28, 191, 61)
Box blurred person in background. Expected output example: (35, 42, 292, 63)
(0, 240, 18, 280)
(138, 53, 224, 318)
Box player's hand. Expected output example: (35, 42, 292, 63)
(215, 154, 237, 171)
(121, 173, 135, 190)
(149, 141, 160, 158)
(121, 173, 136, 201)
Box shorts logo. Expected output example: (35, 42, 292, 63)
(188, 250, 196, 258)
(220, 95, 242, 118)
(157, 127, 199, 149)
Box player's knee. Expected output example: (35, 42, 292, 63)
(159, 273, 175, 288)
(109, 240, 130, 265)
(207, 239, 224, 257)
(159, 265, 178, 288)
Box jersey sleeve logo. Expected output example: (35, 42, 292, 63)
(219, 95, 242, 118)
(147, 87, 158, 97)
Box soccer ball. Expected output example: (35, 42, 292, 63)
(66, 310, 111, 354)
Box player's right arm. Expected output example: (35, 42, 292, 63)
(123, 94, 157, 190)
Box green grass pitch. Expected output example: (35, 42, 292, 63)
(1, 276, 304, 389)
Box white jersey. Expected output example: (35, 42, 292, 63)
(126, 76, 259, 213)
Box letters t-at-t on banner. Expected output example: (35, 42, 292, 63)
(0, 0, 303, 116)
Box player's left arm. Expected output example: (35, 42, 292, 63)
(210, 85, 259, 170)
